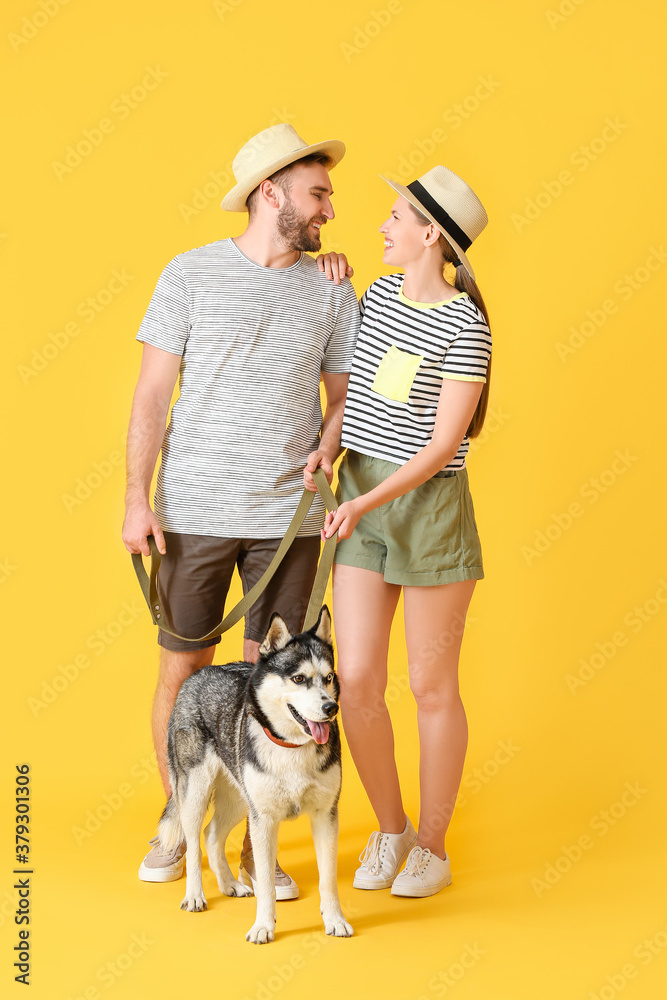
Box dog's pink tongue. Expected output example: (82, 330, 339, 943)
(306, 720, 329, 744)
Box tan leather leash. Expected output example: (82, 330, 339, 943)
(131, 467, 338, 642)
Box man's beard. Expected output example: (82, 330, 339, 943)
(276, 192, 325, 252)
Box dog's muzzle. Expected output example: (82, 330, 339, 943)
(288, 703, 336, 745)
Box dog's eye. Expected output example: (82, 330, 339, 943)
(292, 674, 305, 684)
(325, 672, 334, 684)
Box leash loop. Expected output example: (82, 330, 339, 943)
(131, 467, 338, 641)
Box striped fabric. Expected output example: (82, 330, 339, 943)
(136, 238, 360, 537)
(340, 273, 492, 469)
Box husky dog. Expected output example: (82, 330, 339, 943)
(157, 606, 353, 944)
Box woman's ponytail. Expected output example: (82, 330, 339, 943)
(409, 204, 492, 438)
(449, 254, 490, 439)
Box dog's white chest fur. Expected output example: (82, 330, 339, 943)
(244, 726, 341, 821)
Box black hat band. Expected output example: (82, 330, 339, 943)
(407, 180, 472, 251)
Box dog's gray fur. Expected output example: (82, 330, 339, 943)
(157, 606, 353, 943)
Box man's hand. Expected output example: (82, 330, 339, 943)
(316, 253, 354, 285)
(303, 450, 334, 492)
(122, 502, 167, 556)
(322, 500, 362, 540)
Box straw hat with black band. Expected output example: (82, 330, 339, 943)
(221, 123, 346, 213)
(380, 165, 488, 281)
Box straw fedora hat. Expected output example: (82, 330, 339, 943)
(221, 123, 346, 212)
(380, 165, 488, 280)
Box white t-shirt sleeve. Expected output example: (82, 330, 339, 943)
(440, 319, 492, 383)
(322, 279, 361, 373)
(136, 256, 190, 356)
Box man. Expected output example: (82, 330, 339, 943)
(122, 123, 359, 895)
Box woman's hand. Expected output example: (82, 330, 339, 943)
(322, 500, 362, 540)
(316, 252, 354, 285)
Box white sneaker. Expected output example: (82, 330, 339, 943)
(353, 817, 417, 890)
(390, 846, 452, 897)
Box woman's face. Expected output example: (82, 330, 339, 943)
(379, 196, 432, 267)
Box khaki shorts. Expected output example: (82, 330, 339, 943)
(156, 532, 320, 651)
(333, 450, 484, 586)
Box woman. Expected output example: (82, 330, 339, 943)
(316, 165, 492, 898)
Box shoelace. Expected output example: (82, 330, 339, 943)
(242, 853, 291, 881)
(358, 831, 385, 875)
(147, 836, 183, 859)
(404, 847, 432, 878)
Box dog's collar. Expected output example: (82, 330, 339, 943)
(262, 725, 303, 749)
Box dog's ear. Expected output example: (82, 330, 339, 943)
(259, 613, 292, 656)
(313, 605, 331, 644)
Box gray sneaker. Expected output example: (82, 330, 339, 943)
(238, 849, 299, 900)
(138, 837, 185, 882)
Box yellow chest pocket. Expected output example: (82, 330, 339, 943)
(371, 344, 425, 404)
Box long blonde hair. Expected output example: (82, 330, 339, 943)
(409, 203, 491, 438)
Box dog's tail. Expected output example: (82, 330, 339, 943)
(157, 794, 183, 853)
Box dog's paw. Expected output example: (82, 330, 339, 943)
(180, 894, 207, 912)
(323, 913, 354, 937)
(221, 878, 253, 898)
(245, 922, 275, 944)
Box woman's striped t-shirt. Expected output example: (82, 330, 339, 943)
(340, 273, 492, 469)
(136, 237, 360, 538)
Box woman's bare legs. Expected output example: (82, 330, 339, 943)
(332, 563, 405, 833)
(403, 579, 476, 860)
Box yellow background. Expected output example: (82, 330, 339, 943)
(3, 0, 667, 997)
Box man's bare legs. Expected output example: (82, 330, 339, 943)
(153, 646, 216, 794)
(152, 640, 262, 866)
(241, 638, 259, 853)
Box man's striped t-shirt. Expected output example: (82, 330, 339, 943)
(136, 237, 360, 538)
(340, 273, 492, 469)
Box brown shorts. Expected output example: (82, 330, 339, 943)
(156, 531, 321, 652)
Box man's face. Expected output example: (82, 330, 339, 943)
(275, 161, 335, 252)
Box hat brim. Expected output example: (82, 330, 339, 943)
(221, 139, 346, 212)
(379, 175, 476, 281)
